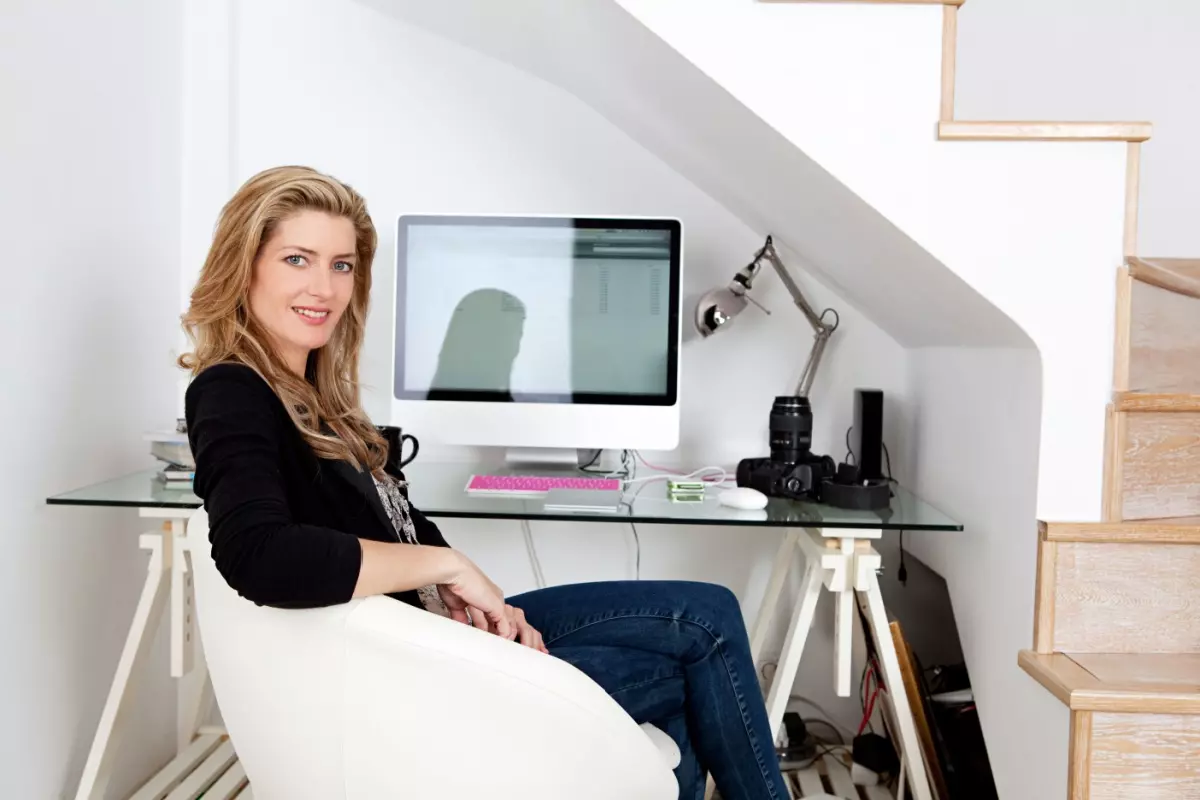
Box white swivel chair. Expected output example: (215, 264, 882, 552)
(187, 509, 680, 799)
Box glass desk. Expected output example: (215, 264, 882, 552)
(47, 463, 961, 532)
(49, 464, 960, 800)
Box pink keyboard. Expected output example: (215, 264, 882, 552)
(466, 474, 622, 496)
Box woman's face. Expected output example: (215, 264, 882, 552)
(249, 210, 358, 375)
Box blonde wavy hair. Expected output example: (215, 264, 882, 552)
(179, 165, 388, 476)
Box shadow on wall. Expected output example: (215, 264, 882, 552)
(428, 288, 526, 401)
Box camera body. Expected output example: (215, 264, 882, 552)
(736, 454, 835, 501)
(736, 395, 836, 502)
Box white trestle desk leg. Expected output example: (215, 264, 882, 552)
(178, 658, 215, 753)
(749, 529, 799, 664)
(172, 517, 198, 751)
(833, 538, 855, 698)
(764, 559, 823, 739)
(73, 530, 171, 800)
(169, 517, 194, 681)
(176, 519, 216, 753)
(862, 566, 933, 800)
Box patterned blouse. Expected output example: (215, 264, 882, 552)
(372, 473, 451, 618)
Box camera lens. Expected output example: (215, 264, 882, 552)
(769, 395, 813, 463)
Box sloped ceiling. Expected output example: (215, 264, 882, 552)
(356, 0, 1029, 348)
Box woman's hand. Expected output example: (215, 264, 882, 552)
(436, 556, 548, 653)
(511, 605, 549, 654)
(436, 552, 514, 639)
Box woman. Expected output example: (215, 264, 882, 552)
(180, 165, 789, 800)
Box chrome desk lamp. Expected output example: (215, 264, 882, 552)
(694, 235, 840, 397)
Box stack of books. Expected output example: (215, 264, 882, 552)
(145, 420, 194, 486)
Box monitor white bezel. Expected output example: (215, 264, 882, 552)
(387, 213, 683, 451)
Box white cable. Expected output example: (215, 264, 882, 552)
(621, 465, 729, 488)
(521, 519, 547, 590)
(627, 450, 736, 486)
(604, 448, 635, 479)
(629, 522, 641, 581)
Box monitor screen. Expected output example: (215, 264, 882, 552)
(392, 216, 681, 406)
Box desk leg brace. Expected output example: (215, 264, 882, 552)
(761, 529, 933, 800)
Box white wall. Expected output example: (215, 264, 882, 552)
(957, 0, 1200, 257)
(368, 0, 1026, 351)
(169, 0, 919, 731)
(619, 0, 1123, 524)
(540, 3, 1123, 797)
(904, 348, 1067, 800)
(0, 1, 183, 797)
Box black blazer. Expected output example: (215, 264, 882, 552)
(184, 362, 450, 610)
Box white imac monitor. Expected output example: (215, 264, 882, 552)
(390, 214, 682, 460)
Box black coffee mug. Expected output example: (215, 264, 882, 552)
(378, 426, 420, 470)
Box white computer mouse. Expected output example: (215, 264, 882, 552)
(718, 487, 769, 510)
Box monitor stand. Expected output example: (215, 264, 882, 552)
(504, 448, 585, 471)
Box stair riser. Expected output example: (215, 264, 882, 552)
(1046, 542, 1200, 654)
(1127, 279, 1200, 394)
(1083, 712, 1200, 800)
(1108, 410, 1200, 520)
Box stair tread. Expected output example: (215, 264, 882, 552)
(1071, 653, 1200, 687)
(1114, 392, 1200, 412)
(1020, 651, 1200, 713)
(1128, 257, 1200, 300)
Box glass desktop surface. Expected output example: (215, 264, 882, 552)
(47, 463, 961, 531)
(47, 470, 202, 509)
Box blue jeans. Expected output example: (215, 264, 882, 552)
(507, 581, 789, 800)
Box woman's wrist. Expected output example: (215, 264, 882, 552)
(426, 545, 464, 584)
(353, 539, 465, 598)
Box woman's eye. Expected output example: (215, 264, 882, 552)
(333, 261, 354, 273)
(285, 254, 305, 266)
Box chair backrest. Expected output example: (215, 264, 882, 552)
(189, 508, 679, 800)
(188, 509, 351, 800)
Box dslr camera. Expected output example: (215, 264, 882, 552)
(736, 396, 835, 502)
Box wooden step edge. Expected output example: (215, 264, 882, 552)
(1040, 519, 1200, 544)
(1113, 392, 1200, 413)
(938, 121, 1152, 142)
(1019, 651, 1200, 715)
(1019, 650, 1090, 706)
(760, 0, 966, 6)
(1072, 686, 1200, 715)
(1127, 256, 1200, 300)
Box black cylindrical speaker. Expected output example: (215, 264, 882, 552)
(851, 389, 884, 481)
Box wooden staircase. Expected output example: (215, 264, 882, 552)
(1024, 258, 1200, 799)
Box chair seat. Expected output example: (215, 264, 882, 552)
(640, 723, 681, 769)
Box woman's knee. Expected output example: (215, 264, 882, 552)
(678, 582, 743, 627)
